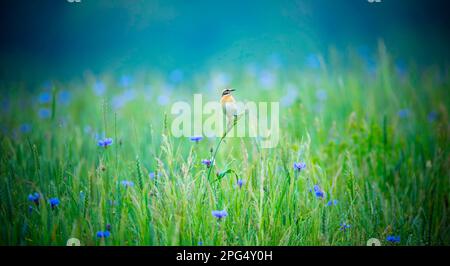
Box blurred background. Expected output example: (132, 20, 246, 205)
(0, 0, 449, 246)
(0, 0, 449, 86)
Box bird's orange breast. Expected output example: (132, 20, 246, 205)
(220, 94, 235, 104)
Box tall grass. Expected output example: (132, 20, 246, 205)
(0, 44, 448, 246)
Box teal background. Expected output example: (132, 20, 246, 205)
(0, 0, 449, 84)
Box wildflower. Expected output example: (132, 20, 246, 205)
(28, 205, 33, 214)
(212, 210, 228, 219)
(395, 60, 407, 77)
(93, 81, 106, 96)
(58, 90, 71, 105)
(80, 191, 85, 201)
(49, 198, 60, 209)
(386, 235, 400, 243)
(38, 92, 51, 104)
(237, 179, 245, 188)
(96, 231, 111, 238)
(428, 111, 438, 122)
(169, 69, 184, 84)
(259, 70, 276, 89)
(398, 109, 410, 118)
(280, 84, 298, 107)
(121, 180, 134, 187)
(149, 172, 156, 180)
(340, 223, 351, 232)
(28, 192, 40, 205)
(106, 224, 111, 232)
(305, 53, 321, 69)
(198, 241, 203, 246)
(189, 136, 203, 143)
(97, 138, 113, 148)
(201, 159, 212, 168)
(119, 75, 132, 88)
(313, 185, 325, 198)
(316, 89, 327, 101)
(19, 123, 32, 133)
(157, 94, 170, 106)
(327, 199, 339, 206)
(38, 108, 51, 119)
(293, 162, 306, 172)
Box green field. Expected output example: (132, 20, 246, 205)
(0, 43, 448, 246)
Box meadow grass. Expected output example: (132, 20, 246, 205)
(0, 43, 449, 246)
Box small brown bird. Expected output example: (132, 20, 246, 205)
(220, 88, 238, 122)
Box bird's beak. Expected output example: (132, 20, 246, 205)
(230, 89, 235, 91)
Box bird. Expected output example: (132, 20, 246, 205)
(220, 88, 238, 120)
(220, 88, 239, 133)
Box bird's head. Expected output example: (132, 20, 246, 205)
(222, 88, 235, 96)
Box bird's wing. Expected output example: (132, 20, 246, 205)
(225, 102, 238, 118)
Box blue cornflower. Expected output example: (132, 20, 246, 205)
(259, 70, 276, 88)
(316, 89, 327, 102)
(169, 69, 184, 84)
(327, 199, 338, 206)
(38, 92, 51, 104)
(49, 198, 60, 209)
(189, 136, 203, 143)
(340, 222, 351, 232)
(96, 231, 111, 238)
(38, 108, 51, 119)
(212, 210, 228, 219)
(395, 60, 407, 77)
(28, 192, 40, 205)
(201, 159, 212, 168)
(386, 235, 400, 243)
(149, 172, 157, 180)
(28, 205, 33, 214)
(121, 180, 134, 187)
(398, 109, 411, 118)
(313, 185, 325, 198)
(106, 224, 111, 232)
(157, 94, 170, 106)
(58, 90, 71, 105)
(237, 179, 245, 188)
(20, 123, 32, 133)
(93, 81, 106, 96)
(119, 75, 132, 87)
(293, 162, 306, 172)
(305, 53, 321, 69)
(428, 111, 438, 122)
(97, 138, 113, 148)
(79, 191, 85, 201)
(198, 241, 203, 246)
